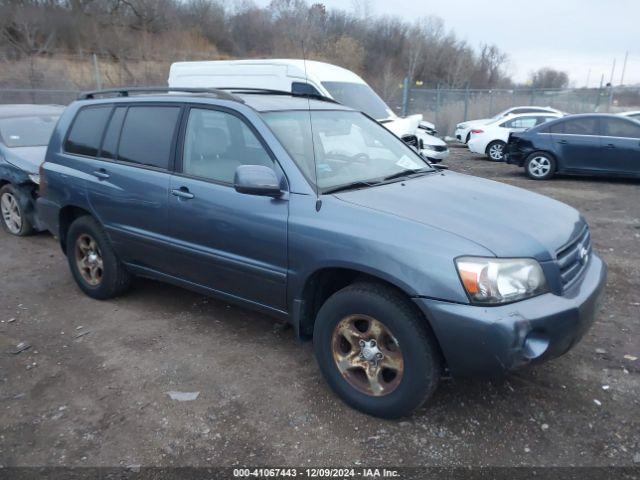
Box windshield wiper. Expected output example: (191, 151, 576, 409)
(382, 168, 433, 182)
(323, 180, 380, 194)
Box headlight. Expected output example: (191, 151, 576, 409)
(28, 173, 40, 185)
(421, 144, 437, 151)
(455, 257, 548, 305)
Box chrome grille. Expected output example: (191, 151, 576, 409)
(556, 225, 591, 289)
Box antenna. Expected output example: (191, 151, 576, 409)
(301, 41, 322, 210)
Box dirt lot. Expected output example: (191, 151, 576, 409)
(1, 147, 639, 468)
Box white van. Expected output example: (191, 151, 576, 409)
(168, 59, 449, 162)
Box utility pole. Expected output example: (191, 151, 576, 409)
(401, 77, 409, 117)
(585, 68, 591, 88)
(92, 53, 102, 90)
(620, 51, 629, 86)
(608, 58, 616, 86)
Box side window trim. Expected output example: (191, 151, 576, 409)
(63, 104, 114, 158)
(97, 106, 126, 161)
(175, 105, 288, 189)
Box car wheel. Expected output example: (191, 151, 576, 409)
(525, 152, 556, 180)
(486, 140, 506, 161)
(0, 184, 34, 236)
(313, 282, 441, 418)
(66, 215, 131, 299)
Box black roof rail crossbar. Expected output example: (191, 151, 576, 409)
(78, 87, 241, 101)
(215, 87, 340, 104)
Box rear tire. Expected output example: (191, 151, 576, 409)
(486, 140, 506, 161)
(525, 152, 556, 180)
(0, 184, 34, 236)
(66, 215, 131, 299)
(313, 282, 441, 418)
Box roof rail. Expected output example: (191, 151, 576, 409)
(216, 87, 339, 104)
(78, 87, 241, 102)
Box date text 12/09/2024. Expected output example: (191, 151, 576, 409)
(233, 468, 400, 478)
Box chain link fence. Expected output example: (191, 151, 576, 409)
(1, 84, 639, 139)
(0, 88, 80, 106)
(390, 86, 640, 136)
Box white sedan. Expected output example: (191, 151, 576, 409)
(455, 106, 563, 144)
(467, 112, 562, 161)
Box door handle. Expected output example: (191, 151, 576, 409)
(171, 187, 195, 200)
(557, 140, 568, 145)
(92, 169, 110, 180)
(605, 143, 616, 149)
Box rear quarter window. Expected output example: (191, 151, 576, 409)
(65, 106, 112, 156)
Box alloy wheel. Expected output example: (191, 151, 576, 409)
(331, 314, 404, 396)
(488, 143, 504, 160)
(528, 156, 552, 177)
(1, 192, 22, 234)
(75, 233, 104, 286)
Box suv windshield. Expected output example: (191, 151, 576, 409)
(321, 82, 391, 120)
(0, 115, 59, 148)
(262, 110, 432, 192)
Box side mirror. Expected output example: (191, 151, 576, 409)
(234, 165, 282, 197)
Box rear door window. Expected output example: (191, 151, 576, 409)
(602, 118, 640, 138)
(502, 117, 538, 129)
(536, 116, 557, 125)
(65, 106, 112, 156)
(118, 106, 181, 170)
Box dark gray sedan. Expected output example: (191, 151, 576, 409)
(505, 113, 640, 180)
(0, 104, 63, 235)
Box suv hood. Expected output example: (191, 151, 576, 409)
(3, 146, 47, 174)
(335, 171, 583, 261)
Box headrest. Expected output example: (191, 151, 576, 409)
(193, 126, 228, 158)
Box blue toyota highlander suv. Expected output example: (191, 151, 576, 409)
(37, 88, 607, 418)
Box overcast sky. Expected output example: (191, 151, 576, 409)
(252, 0, 640, 86)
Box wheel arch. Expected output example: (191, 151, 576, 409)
(294, 266, 435, 338)
(58, 205, 94, 254)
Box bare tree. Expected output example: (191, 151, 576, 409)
(530, 67, 569, 89)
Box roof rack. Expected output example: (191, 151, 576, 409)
(78, 87, 241, 102)
(216, 87, 339, 104)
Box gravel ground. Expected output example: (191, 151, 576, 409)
(0, 146, 639, 468)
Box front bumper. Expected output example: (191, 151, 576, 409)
(414, 253, 607, 377)
(422, 147, 449, 161)
(454, 128, 469, 143)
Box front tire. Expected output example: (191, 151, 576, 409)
(0, 184, 34, 236)
(525, 152, 556, 180)
(486, 140, 506, 161)
(313, 282, 441, 418)
(66, 215, 131, 299)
